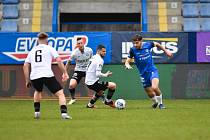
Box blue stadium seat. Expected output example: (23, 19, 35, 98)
(200, 0, 210, 2)
(182, 4, 199, 17)
(2, 5, 19, 19)
(2, 0, 19, 4)
(183, 18, 200, 31)
(200, 3, 210, 17)
(182, 0, 199, 2)
(1, 20, 18, 32)
(201, 18, 210, 31)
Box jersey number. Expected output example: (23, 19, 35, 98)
(35, 50, 42, 62)
(87, 61, 92, 69)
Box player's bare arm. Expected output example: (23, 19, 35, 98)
(23, 62, 31, 88)
(65, 59, 71, 72)
(96, 70, 112, 77)
(56, 57, 69, 81)
(125, 57, 133, 69)
(154, 42, 173, 58)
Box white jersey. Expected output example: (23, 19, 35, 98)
(85, 54, 104, 85)
(25, 44, 59, 80)
(71, 47, 93, 72)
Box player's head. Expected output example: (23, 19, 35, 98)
(97, 44, 106, 58)
(77, 37, 84, 52)
(37, 32, 48, 44)
(132, 34, 143, 49)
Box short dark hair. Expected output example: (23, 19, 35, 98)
(132, 34, 142, 41)
(97, 44, 105, 51)
(77, 37, 82, 41)
(37, 32, 48, 39)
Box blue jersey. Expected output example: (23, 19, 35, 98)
(128, 42, 157, 76)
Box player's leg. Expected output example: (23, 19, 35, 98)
(144, 87, 158, 108)
(104, 82, 116, 107)
(68, 78, 78, 105)
(87, 90, 104, 108)
(151, 71, 166, 109)
(31, 78, 44, 119)
(33, 91, 42, 119)
(45, 77, 71, 119)
(86, 81, 107, 108)
(68, 71, 85, 105)
(141, 73, 158, 108)
(55, 89, 72, 119)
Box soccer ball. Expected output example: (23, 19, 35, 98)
(115, 99, 126, 109)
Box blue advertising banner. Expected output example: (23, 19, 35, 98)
(0, 32, 112, 64)
(111, 32, 189, 63)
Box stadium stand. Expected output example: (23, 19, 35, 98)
(59, 0, 141, 31)
(1, 20, 18, 31)
(0, 0, 19, 32)
(200, 0, 210, 2)
(200, 3, 210, 17)
(18, 0, 52, 32)
(182, 3, 199, 17)
(201, 18, 210, 31)
(182, 0, 199, 2)
(147, 1, 182, 31)
(183, 18, 200, 31)
(182, 0, 210, 31)
(2, 5, 19, 19)
(2, 0, 19, 4)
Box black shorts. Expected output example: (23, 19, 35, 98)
(31, 77, 62, 94)
(71, 71, 86, 84)
(87, 80, 108, 93)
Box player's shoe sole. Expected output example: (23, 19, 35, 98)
(61, 113, 72, 119)
(86, 104, 96, 109)
(34, 112, 40, 119)
(105, 101, 116, 108)
(159, 104, 166, 109)
(67, 99, 76, 105)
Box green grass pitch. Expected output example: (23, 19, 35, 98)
(0, 99, 210, 140)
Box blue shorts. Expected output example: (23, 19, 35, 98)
(140, 70, 159, 88)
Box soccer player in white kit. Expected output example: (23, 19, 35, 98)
(23, 32, 71, 119)
(85, 45, 117, 108)
(65, 37, 93, 105)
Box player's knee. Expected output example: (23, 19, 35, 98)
(69, 85, 75, 89)
(69, 79, 77, 89)
(152, 85, 158, 91)
(69, 82, 77, 89)
(109, 82, 116, 90)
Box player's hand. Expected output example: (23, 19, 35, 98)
(26, 80, 31, 88)
(106, 71, 112, 77)
(125, 64, 133, 69)
(62, 73, 69, 82)
(165, 50, 173, 58)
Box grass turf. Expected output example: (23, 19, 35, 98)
(0, 99, 210, 140)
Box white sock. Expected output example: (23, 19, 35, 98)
(105, 98, 112, 103)
(156, 94, 163, 104)
(151, 95, 158, 103)
(88, 102, 94, 107)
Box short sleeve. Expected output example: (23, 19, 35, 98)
(90, 48, 93, 58)
(50, 46, 59, 58)
(150, 42, 155, 48)
(70, 50, 76, 60)
(128, 48, 134, 58)
(96, 62, 103, 72)
(25, 52, 31, 63)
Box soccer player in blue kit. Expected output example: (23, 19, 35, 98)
(125, 34, 173, 109)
